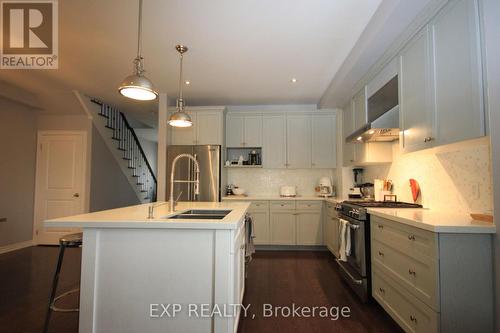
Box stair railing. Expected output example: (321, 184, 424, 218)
(91, 99, 157, 202)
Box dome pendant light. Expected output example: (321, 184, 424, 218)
(118, 0, 158, 101)
(168, 45, 192, 128)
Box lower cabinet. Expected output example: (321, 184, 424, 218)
(296, 211, 322, 245)
(324, 202, 340, 257)
(248, 201, 270, 245)
(270, 211, 296, 245)
(370, 215, 494, 333)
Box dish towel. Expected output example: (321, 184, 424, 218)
(339, 218, 349, 262)
(245, 213, 256, 263)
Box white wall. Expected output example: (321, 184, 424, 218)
(359, 139, 492, 213)
(0, 98, 37, 247)
(227, 168, 336, 197)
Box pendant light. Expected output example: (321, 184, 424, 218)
(168, 45, 192, 127)
(118, 0, 158, 101)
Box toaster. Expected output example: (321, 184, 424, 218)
(280, 186, 297, 197)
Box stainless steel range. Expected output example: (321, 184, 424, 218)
(335, 200, 422, 302)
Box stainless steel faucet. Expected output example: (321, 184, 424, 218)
(169, 153, 200, 212)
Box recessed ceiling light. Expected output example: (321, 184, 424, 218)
(185, 80, 190, 85)
(357, 136, 363, 141)
(291, 78, 297, 83)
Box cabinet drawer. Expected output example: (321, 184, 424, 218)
(372, 240, 439, 310)
(296, 201, 322, 211)
(371, 215, 437, 261)
(373, 268, 438, 333)
(249, 201, 269, 211)
(270, 201, 296, 210)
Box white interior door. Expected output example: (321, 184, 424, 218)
(34, 132, 87, 244)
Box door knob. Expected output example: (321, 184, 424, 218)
(73, 193, 80, 198)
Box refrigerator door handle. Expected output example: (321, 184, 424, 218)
(193, 153, 198, 201)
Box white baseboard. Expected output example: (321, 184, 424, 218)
(0, 239, 34, 255)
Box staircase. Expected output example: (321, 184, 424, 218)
(90, 99, 157, 203)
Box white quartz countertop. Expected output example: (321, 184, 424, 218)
(367, 208, 496, 234)
(222, 195, 339, 204)
(44, 201, 250, 230)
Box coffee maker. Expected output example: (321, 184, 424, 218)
(348, 168, 364, 199)
(318, 177, 334, 197)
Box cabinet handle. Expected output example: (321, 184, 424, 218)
(379, 287, 385, 293)
(280, 204, 285, 207)
(377, 224, 383, 229)
(408, 234, 415, 241)
(408, 269, 416, 276)
(424, 137, 433, 143)
(378, 251, 384, 257)
(350, 159, 354, 162)
(410, 315, 417, 323)
(240, 244, 245, 250)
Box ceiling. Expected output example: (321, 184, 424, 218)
(0, 0, 381, 116)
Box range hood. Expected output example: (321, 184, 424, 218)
(346, 76, 399, 143)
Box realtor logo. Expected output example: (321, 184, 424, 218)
(1, 0, 58, 69)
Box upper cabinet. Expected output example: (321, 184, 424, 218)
(286, 115, 312, 169)
(399, 26, 435, 152)
(226, 114, 262, 147)
(263, 115, 287, 168)
(342, 101, 355, 167)
(311, 114, 337, 168)
(430, 0, 484, 145)
(398, 0, 484, 152)
(170, 107, 225, 145)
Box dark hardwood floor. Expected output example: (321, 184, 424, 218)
(0, 247, 401, 333)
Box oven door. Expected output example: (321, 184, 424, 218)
(339, 214, 367, 277)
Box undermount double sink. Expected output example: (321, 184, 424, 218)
(165, 209, 232, 220)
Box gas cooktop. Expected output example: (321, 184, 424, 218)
(342, 201, 423, 208)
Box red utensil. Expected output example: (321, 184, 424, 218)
(409, 179, 420, 203)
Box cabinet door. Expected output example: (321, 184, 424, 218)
(311, 114, 336, 168)
(171, 111, 197, 145)
(270, 211, 296, 245)
(243, 115, 262, 147)
(196, 111, 222, 145)
(331, 216, 340, 257)
(263, 115, 287, 168)
(342, 102, 355, 166)
(296, 212, 322, 245)
(324, 215, 333, 251)
(431, 0, 484, 145)
(353, 87, 367, 131)
(250, 210, 269, 245)
(286, 115, 311, 168)
(399, 26, 435, 152)
(226, 114, 244, 147)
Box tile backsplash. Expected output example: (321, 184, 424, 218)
(227, 168, 336, 197)
(359, 139, 493, 213)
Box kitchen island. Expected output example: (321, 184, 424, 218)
(45, 201, 250, 333)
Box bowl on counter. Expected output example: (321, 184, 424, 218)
(232, 188, 246, 195)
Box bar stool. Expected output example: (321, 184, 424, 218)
(43, 232, 83, 333)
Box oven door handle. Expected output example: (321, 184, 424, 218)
(336, 259, 363, 285)
(348, 223, 360, 230)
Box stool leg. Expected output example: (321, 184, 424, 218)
(43, 244, 66, 333)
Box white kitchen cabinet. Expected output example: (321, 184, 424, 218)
(170, 108, 225, 145)
(311, 114, 336, 168)
(399, 26, 435, 152)
(270, 211, 296, 245)
(196, 111, 223, 145)
(226, 114, 262, 147)
(249, 206, 270, 245)
(262, 115, 287, 168)
(353, 87, 367, 131)
(342, 102, 355, 167)
(296, 211, 322, 245)
(431, 0, 484, 145)
(286, 115, 311, 169)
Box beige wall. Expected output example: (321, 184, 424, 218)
(0, 99, 37, 247)
(89, 126, 139, 212)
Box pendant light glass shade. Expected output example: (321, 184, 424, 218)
(118, 0, 158, 101)
(169, 45, 192, 127)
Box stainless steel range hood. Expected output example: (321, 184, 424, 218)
(346, 76, 399, 143)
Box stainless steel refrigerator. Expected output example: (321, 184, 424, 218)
(166, 145, 221, 202)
